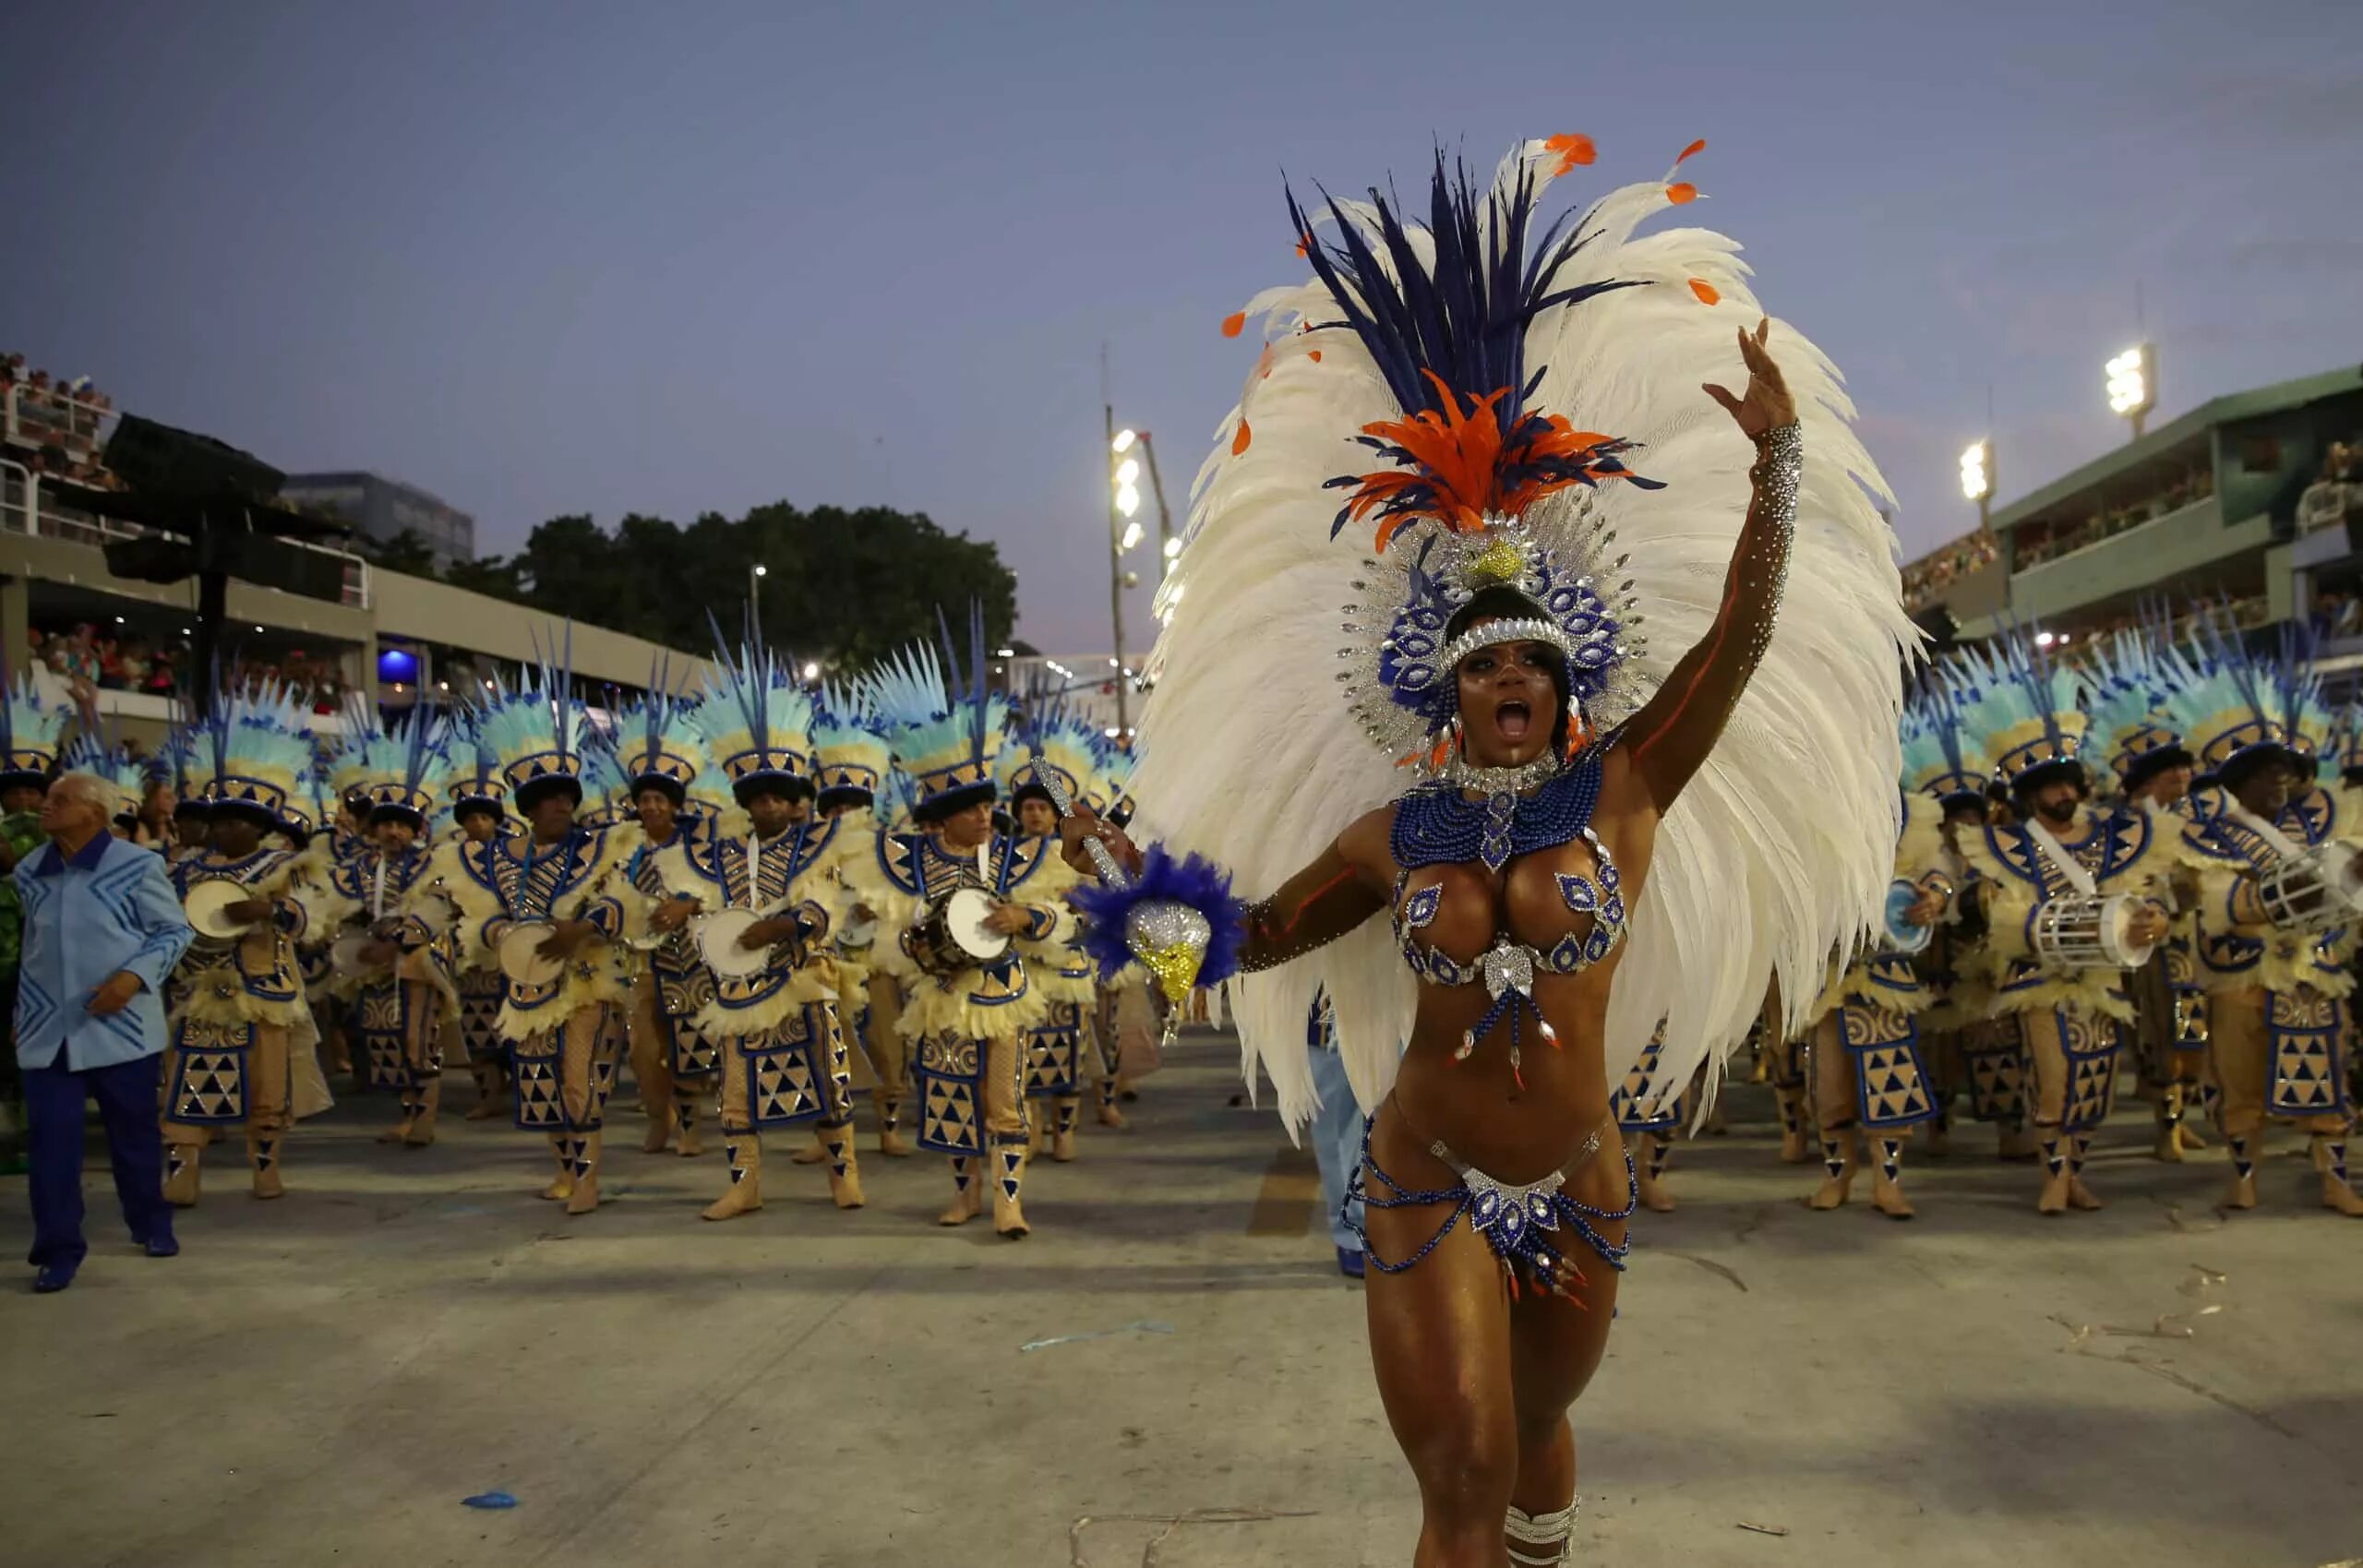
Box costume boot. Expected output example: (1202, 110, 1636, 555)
(990, 1137, 1029, 1239)
(937, 1156, 980, 1226)
(876, 1095, 913, 1157)
(1637, 1134, 1676, 1213)
(563, 1131, 604, 1215)
(377, 1089, 418, 1144)
(1771, 1084, 1810, 1164)
(2066, 1134, 2104, 1210)
(640, 1095, 675, 1154)
(2312, 1135, 2363, 1216)
(2036, 1128, 2071, 1215)
(465, 1063, 508, 1120)
(1096, 1079, 1127, 1130)
(1505, 1499, 1579, 1568)
(672, 1083, 706, 1156)
(819, 1120, 865, 1209)
(539, 1133, 576, 1201)
(702, 1133, 764, 1221)
(1050, 1096, 1081, 1163)
(1808, 1130, 1857, 1210)
(1869, 1135, 1913, 1219)
(2222, 1132, 2258, 1210)
(791, 1128, 828, 1166)
(404, 1076, 440, 1147)
(162, 1142, 203, 1208)
(2153, 1084, 2187, 1162)
(248, 1133, 284, 1200)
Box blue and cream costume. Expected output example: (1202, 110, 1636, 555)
(1005, 705, 1110, 1159)
(812, 691, 911, 1153)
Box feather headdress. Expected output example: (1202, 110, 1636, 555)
(811, 683, 892, 806)
(2156, 622, 2301, 777)
(330, 709, 449, 825)
(207, 677, 319, 823)
(1003, 692, 1103, 809)
(0, 665, 68, 787)
(474, 642, 593, 813)
(1951, 638, 2088, 790)
(695, 633, 814, 806)
(2080, 628, 2190, 788)
(61, 735, 144, 823)
(609, 664, 706, 803)
(1899, 681, 1992, 808)
(868, 605, 1005, 815)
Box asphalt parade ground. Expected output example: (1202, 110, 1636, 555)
(2, 1034, 2358, 1568)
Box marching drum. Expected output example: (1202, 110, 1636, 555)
(1881, 878, 1934, 955)
(905, 887, 1010, 977)
(696, 909, 774, 980)
(185, 878, 261, 952)
(2031, 892, 2153, 972)
(330, 932, 374, 974)
(2256, 844, 2363, 933)
(497, 921, 566, 987)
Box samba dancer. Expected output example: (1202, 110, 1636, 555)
(2162, 641, 2363, 1215)
(320, 716, 453, 1147)
(161, 683, 330, 1205)
(1953, 644, 2172, 1215)
(849, 617, 1077, 1239)
(414, 670, 634, 1215)
(812, 692, 914, 1156)
(1896, 686, 1998, 1160)
(606, 690, 724, 1159)
(1006, 703, 1108, 1163)
(1080, 139, 1913, 1563)
(441, 724, 517, 1120)
(642, 650, 863, 1217)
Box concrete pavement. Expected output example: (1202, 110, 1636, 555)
(2, 1037, 2359, 1568)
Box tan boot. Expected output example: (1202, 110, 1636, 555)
(1808, 1131, 1856, 1210)
(1772, 1085, 1810, 1164)
(563, 1131, 604, 1215)
(162, 1142, 203, 1208)
(2066, 1135, 2104, 1211)
(377, 1088, 417, 1144)
(937, 1156, 981, 1226)
(791, 1130, 828, 1166)
(2036, 1130, 2071, 1215)
(1050, 1097, 1080, 1163)
(2152, 1085, 2187, 1163)
(641, 1098, 674, 1154)
(820, 1121, 865, 1210)
(672, 1085, 706, 1157)
(1095, 1081, 1127, 1130)
(1869, 1136, 1914, 1220)
(876, 1096, 913, 1158)
(702, 1133, 764, 1221)
(2312, 1136, 2363, 1216)
(404, 1077, 440, 1147)
(465, 1067, 508, 1114)
(990, 1140, 1029, 1239)
(248, 1133, 285, 1200)
(539, 1133, 576, 1201)
(1637, 1134, 1676, 1214)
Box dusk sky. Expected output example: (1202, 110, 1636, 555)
(7, 1, 2359, 654)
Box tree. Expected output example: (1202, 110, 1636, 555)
(363, 526, 440, 577)
(469, 499, 1018, 672)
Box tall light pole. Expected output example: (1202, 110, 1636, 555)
(2106, 343, 2156, 442)
(750, 562, 767, 629)
(1108, 415, 1138, 734)
(1960, 438, 1993, 532)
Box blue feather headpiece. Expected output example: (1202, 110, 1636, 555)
(812, 682, 891, 806)
(606, 659, 705, 803)
(1900, 681, 1993, 807)
(696, 626, 813, 806)
(330, 709, 449, 825)
(206, 677, 319, 822)
(0, 664, 67, 786)
(474, 632, 592, 813)
(867, 604, 1005, 815)
(1950, 636, 2089, 789)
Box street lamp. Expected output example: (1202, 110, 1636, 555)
(2105, 343, 2156, 440)
(1960, 438, 1993, 530)
(750, 562, 768, 626)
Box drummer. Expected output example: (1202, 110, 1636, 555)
(1952, 640, 2170, 1215)
(321, 719, 453, 1147)
(849, 613, 1078, 1239)
(161, 681, 330, 1207)
(422, 676, 636, 1215)
(2161, 648, 2363, 1215)
(644, 646, 864, 1218)
(441, 724, 517, 1121)
(1003, 703, 1111, 1165)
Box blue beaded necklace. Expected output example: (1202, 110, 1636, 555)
(1391, 748, 1606, 874)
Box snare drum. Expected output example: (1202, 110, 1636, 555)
(2031, 892, 2153, 972)
(184, 878, 261, 952)
(330, 932, 374, 975)
(696, 909, 773, 980)
(497, 922, 566, 987)
(905, 887, 1011, 977)
(1881, 878, 1933, 956)
(2256, 845, 2363, 933)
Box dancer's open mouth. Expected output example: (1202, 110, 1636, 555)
(1496, 700, 1531, 743)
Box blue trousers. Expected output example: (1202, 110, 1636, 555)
(1307, 1040, 1365, 1252)
(24, 1052, 172, 1273)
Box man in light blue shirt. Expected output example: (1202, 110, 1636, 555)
(1308, 995, 1366, 1279)
(16, 772, 193, 1292)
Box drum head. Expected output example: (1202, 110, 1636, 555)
(186, 879, 257, 940)
(698, 910, 769, 979)
(498, 922, 562, 986)
(946, 887, 1010, 960)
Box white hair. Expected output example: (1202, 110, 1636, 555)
(46, 772, 112, 812)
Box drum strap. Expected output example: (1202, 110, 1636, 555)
(2224, 807, 2309, 866)
(2024, 822, 2098, 898)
